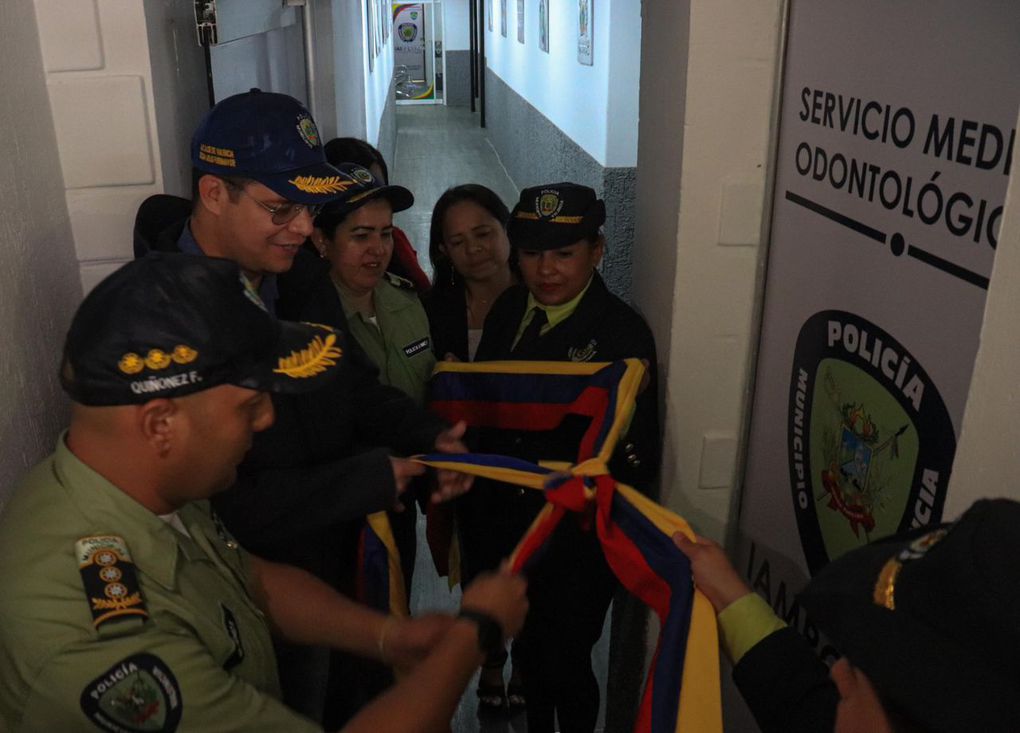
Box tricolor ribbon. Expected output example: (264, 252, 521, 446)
(416, 359, 722, 733)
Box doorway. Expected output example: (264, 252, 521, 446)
(394, 2, 446, 104)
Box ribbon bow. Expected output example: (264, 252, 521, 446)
(415, 359, 722, 733)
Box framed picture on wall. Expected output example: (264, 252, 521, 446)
(382, 0, 389, 43)
(500, 0, 507, 37)
(577, 0, 593, 65)
(539, 0, 549, 52)
(488, 0, 493, 32)
(517, 0, 525, 43)
(366, 0, 376, 71)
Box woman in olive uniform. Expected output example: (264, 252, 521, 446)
(470, 182, 660, 733)
(309, 164, 436, 728)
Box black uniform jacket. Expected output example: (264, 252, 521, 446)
(422, 286, 470, 362)
(142, 215, 446, 573)
(732, 627, 838, 733)
(475, 272, 660, 492)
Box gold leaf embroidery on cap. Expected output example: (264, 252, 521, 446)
(118, 353, 145, 375)
(871, 528, 948, 610)
(873, 558, 902, 610)
(275, 333, 343, 378)
(288, 176, 357, 195)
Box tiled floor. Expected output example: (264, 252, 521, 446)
(390, 104, 521, 278)
(391, 102, 610, 733)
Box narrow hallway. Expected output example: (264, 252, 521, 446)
(390, 103, 611, 733)
(390, 105, 519, 274)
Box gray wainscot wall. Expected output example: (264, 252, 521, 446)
(445, 50, 472, 107)
(377, 74, 399, 168)
(484, 68, 636, 300)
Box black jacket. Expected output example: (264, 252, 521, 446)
(422, 285, 470, 362)
(732, 627, 838, 733)
(140, 211, 446, 571)
(475, 272, 660, 491)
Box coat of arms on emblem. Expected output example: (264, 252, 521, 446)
(536, 191, 564, 219)
(818, 368, 910, 540)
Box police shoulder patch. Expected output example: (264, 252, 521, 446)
(80, 652, 182, 732)
(76, 536, 148, 629)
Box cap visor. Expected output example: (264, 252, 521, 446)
(261, 160, 353, 205)
(343, 184, 415, 214)
(237, 321, 343, 394)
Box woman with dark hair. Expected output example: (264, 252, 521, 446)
(424, 185, 521, 713)
(322, 137, 431, 294)
(424, 184, 517, 362)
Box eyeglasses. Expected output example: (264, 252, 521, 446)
(225, 181, 323, 225)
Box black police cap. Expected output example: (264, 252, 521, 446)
(506, 182, 606, 251)
(60, 253, 343, 406)
(799, 498, 1020, 732)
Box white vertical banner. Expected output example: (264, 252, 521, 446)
(394, 4, 426, 80)
(738, 0, 1019, 657)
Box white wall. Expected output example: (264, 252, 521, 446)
(945, 100, 1020, 516)
(634, 0, 785, 539)
(364, 3, 394, 146)
(445, 0, 471, 51)
(0, 0, 82, 508)
(34, 0, 205, 293)
(331, 0, 393, 148)
(485, 0, 640, 167)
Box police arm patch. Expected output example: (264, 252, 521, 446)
(76, 536, 148, 629)
(80, 653, 182, 732)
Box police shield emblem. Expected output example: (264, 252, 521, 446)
(788, 311, 955, 575)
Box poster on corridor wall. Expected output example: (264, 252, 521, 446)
(517, 0, 525, 43)
(577, 0, 593, 65)
(539, 0, 549, 53)
(738, 0, 1019, 658)
(393, 4, 425, 81)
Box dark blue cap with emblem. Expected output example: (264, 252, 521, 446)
(191, 88, 344, 205)
(507, 182, 606, 251)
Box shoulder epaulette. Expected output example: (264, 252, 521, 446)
(76, 535, 148, 630)
(384, 272, 415, 291)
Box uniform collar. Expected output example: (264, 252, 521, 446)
(176, 220, 279, 315)
(53, 433, 184, 591)
(524, 273, 596, 330)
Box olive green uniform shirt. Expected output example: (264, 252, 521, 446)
(0, 436, 321, 732)
(337, 274, 437, 405)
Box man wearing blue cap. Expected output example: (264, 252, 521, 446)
(0, 254, 528, 732)
(134, 90, 472, 722)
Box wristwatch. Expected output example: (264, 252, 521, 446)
(457, 609, 504, 656)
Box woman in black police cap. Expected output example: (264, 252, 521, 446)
(465, 182, 660, 730)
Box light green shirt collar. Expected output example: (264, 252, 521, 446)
(514, 275, 595, 347)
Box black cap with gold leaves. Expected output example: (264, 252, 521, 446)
(507, 182, 606, 251)
(799, 498, 1020, 732)
(61, 253, 343, 406)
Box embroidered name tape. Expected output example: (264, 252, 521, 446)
(403, 337, 430, 358)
